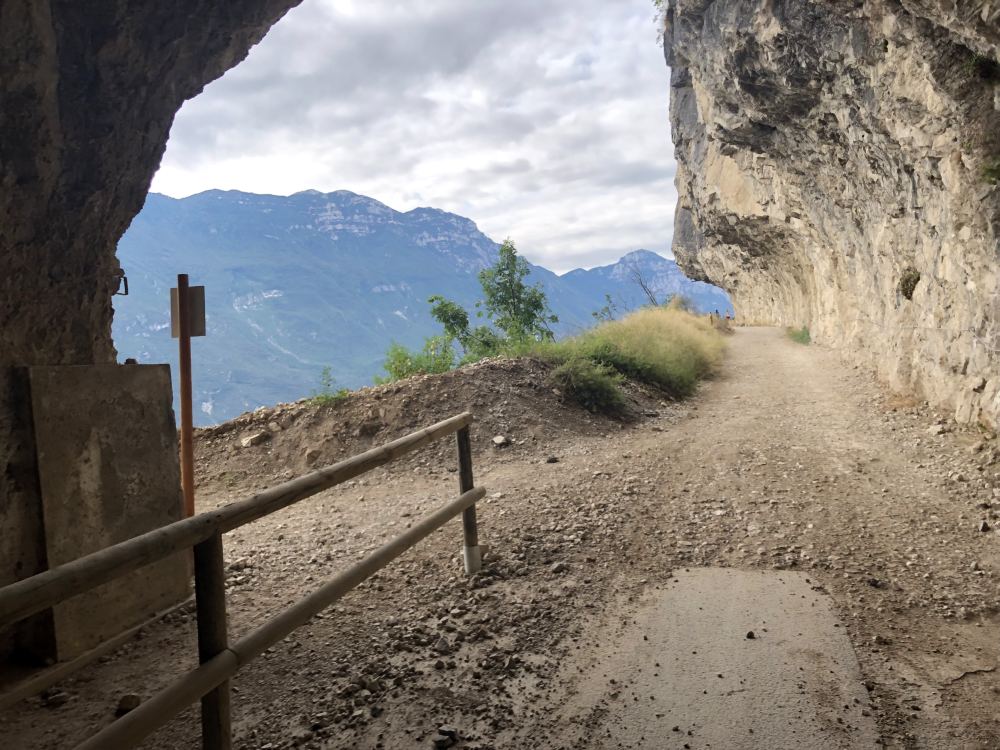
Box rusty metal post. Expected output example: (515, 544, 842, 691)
(177, 273, 195, 518)
(194, 532, 231, 750)
(456, 426, 480, 574)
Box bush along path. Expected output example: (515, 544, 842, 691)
(4, 328, 1000, 748)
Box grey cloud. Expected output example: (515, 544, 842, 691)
(155, 0, 678, 271)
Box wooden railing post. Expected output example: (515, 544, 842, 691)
(456, 426, 481, 575)
(193, 533, 232, 750)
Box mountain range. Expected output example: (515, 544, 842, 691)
(113, 190, 732, 424)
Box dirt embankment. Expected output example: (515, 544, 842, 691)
(3, 328, 1000, 749)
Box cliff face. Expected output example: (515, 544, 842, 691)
(666, 0, 1000, 424)
(0, 0, 300, 657)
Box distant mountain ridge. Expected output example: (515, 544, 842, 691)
(113, 190, 732, 424)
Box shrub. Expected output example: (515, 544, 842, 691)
(377, 336, 455, 383)
(549, 357, 624, 413)
(311, 366, 350, 405)
(787, 326, 811, 345)
(898, 267, 921, 300)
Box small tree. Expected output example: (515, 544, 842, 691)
(592, 293, 618, 322)
(428, 294, 503, 359)
(477, 239, 558, 343)
(425, 238, 557, 360)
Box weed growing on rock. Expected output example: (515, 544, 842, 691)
(983, 159, 1000, 185)
(787, 326, 811, 345)
(965, 52, 1000, 83)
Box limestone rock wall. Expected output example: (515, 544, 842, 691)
(666, 0, 1000, 424)
(0, 0, 300, 658)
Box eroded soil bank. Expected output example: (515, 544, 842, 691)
(3, 328, 999, 749)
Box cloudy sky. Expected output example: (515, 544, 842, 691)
(151, 0, 676, 273)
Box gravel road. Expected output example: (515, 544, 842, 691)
(3, 327, 999, 749)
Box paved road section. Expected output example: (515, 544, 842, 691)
(559, 567, 880, 749)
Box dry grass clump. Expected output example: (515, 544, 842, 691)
(535, 307, 726, 411)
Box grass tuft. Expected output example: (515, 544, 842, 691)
(549, 357, 625, 413)
(310, 366, 350, 405)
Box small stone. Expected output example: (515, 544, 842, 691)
(927, 424, 946, 436)
(492, 435, 510, 447)
(433, 636, 451, 654)
(241, 431, 270, 448)
(115, 694, 141, 716)
(550, 562, 568, 574)
(978, 519, 991, 532)
(291, 727, 314, 741)
(546, 456, 559, 463)
(303, 447, 321, 465)
(42, 690, 70, 708)
(746, 631, 756, 640)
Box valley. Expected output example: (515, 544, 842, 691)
(113, 190, 731, 424)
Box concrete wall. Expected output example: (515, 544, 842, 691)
(29, 365, 190, 660)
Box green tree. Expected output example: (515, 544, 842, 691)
(428, 294, 502, 359)
(428, 295, 470, 343)
(476, 238, 558, 343)
(382, 238, 558, 381)
(592, 293, 618, 322)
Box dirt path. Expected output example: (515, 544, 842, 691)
(3, 327, 999, 749)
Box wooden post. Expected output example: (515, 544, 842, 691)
(177, 273, 195, 518)
(74, 486, 486, 750)
(456, 426, 481, 574)
(194, 533, 231, 750)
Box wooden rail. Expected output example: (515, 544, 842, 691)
(0, 412, 484, 749)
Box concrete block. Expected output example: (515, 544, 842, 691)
(28, 364, 190, 661)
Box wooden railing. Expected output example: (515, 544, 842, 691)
(0, 412, 484, 750)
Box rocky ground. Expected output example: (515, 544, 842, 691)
(2, 327, 999, 749)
